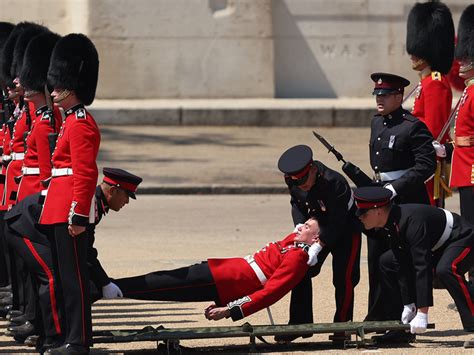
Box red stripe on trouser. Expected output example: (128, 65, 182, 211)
(451, 246, 474, 315)
(23, 238, 61, 334)
(72, 238, 86, 345)
(340, 233, 360, 321)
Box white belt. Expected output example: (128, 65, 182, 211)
(11, 152, 25, 161)
(244, 255, 267, 285)
(51, 168, 73, 177)
(2, 155, 11, 162)
(22, 167, 40, 175)
(377, 169, 409, 182)
(432, 209, 454, 252)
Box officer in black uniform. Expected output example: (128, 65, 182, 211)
(3, 167, 142, 352)
(277, 145, 362, 342)
(354, 186, 474, 347)
(366, 73, 437, 322)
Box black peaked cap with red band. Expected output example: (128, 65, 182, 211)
(354, 186, 392, 217)
(371, 72, 410, 96)
(278, 145, 313, 177)
(103, 167, 143, 199)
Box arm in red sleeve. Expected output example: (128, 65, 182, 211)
(34, 120, 55, 182)
(228, 250, 309, 320)
(423, 80, 452, 141)
(68, 118, 100, 225)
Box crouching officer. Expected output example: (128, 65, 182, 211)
(366, 72, 437, 321)
(276, 145, 362, 343)
(4, 167, 142, 352)
(354, 186, 474, 347)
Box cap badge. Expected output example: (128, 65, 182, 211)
(76, 108, 86, 119)
(377, 78, 383, 85)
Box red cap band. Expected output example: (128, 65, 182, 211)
(355, 199, 391, 209)
(291, 163, 312, 179)
(103, 176, 138, 193)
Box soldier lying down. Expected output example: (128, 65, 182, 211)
(114, 218, 324, 321)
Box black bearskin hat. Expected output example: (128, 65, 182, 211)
(20, 32, 60, 92)
(406, 2, 454, 74)
(455, 5, 474, 61)
(0, 22, 15, 86)
(47, 33, 99, 105)
(12, 23, 48, 79)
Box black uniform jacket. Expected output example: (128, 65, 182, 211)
(287, 161, 361, 249)
(369, 107, 436, 202)
(383, 204, 473, 308)
(4, 186, 110, 288)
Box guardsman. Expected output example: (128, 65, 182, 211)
(448, 5, 474, 286)
(4, 168, 142, 352)
(0, 21, 15, 295)
(366, 72, 436, 322)
(39, 33, 100, 354)
(407, 1, 455, 207)
(276, 145, 361, 343)
(16, 31, 62, 202)
(354, 186, 474, 347)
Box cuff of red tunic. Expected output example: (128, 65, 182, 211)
(68, 201, 90, 226)
(227, 296, 251, 321)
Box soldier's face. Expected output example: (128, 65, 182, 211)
(108, 187, 130, 211)
(358, 208, 382, 230)
(294, 218, 320, 244)
(375, 93, 402, 115)
(295, 166, 317, 192)
(459, 59, 474, 79)
(410, 55, 428, 71)
(8, 77, 23, 99)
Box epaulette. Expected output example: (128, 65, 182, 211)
(401, 111, 418, 123)
(75, 108, 86, 120)
(431, 71, 442, 81)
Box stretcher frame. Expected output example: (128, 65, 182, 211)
(93, 320, 434, 351)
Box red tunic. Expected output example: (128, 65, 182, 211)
(412, 72, 452, 143)
(208, 233, 309, 318)
(450, 83, 474, 188)
(4, 101, 36, 209)
(0, 117, 13, 210)
(16, 105, 63, 202)
(40, 104, 100, 226)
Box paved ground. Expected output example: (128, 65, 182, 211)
(0, 125, 470, 354)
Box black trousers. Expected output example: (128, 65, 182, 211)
(114, 262, 219, 303)
(287, 232, 361, 324)
(0, 211, 10, 287)
(7, 232, 62, 337)
(51, 224, 91, 347)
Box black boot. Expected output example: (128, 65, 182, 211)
(372, 330, 415, 344)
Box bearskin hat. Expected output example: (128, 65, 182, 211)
(406, 2, 454, 74)
(455, 5, 474, 61)
(20, 32, 60, 92)
(0, 22, 15, 86)
(0, 22, 44, 87)
(47, 33, 99, 106)
(11, 23, 48, 79)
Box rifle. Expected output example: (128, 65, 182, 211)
(44, 85, 58, 157)
(312, 131, 373, 187)
(402, 83, 420, 104)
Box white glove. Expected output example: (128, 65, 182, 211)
(432, 141, 446, 158)
(401, 303, 417, 324)
(102, 282, 123, 299)
(307, 243, 323, 266)
(293, 223, 304, 233)
(409, 312, 428, 334)
(383, 183, 397, 199)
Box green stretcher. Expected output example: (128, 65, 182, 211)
(92, 320, 435, 350)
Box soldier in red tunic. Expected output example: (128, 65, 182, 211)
(39, 34, 100, 354)
(406, 1, 455, 207)
(16, 31, 62, 202)
(115, 218, 323, 322)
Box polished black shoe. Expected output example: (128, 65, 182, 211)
(6, 310, 23, 320)
(36, 336, 64, 353)
(372, 330, 415, 344)
(45, 343, 89, 354)
(9, 314, 27, 325)
(274, 333, 312, 343)
(8, 321, 36, 343)
(24, 334, 40, 347)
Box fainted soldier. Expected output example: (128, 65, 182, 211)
(114, 218, 323, 322)
(39, 33, 100, 354)
(276, 145, 361, 343)
(354, 186, 474, 348)
(0, 20, 15, 300)
(365, 72, 436, 323)
(406, 1, 455, 207)
(4, 168, 142, 352)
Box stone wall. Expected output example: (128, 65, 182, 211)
(1, 0, 469, 99)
